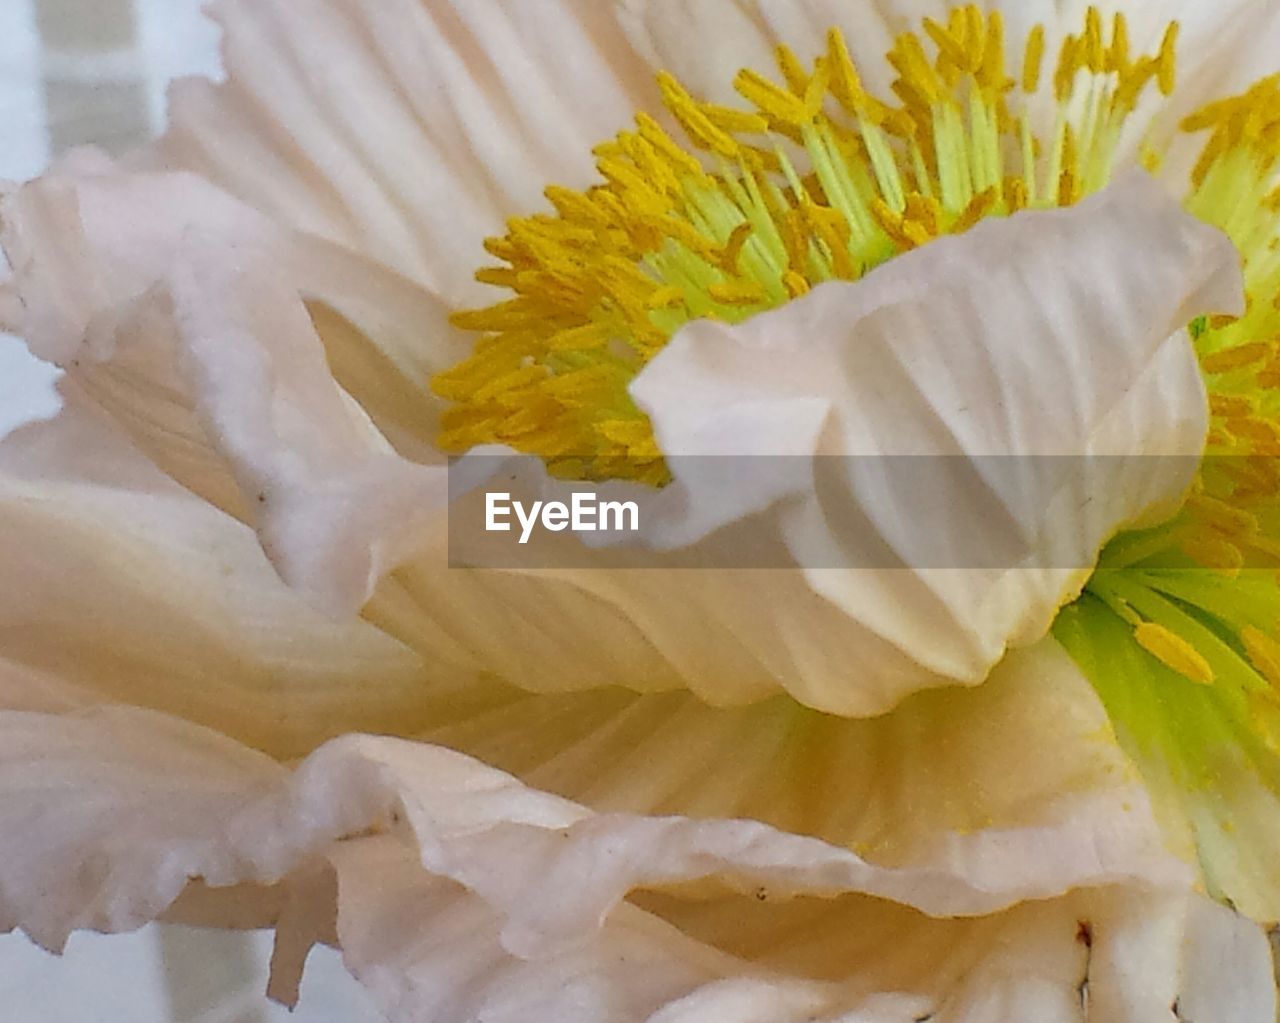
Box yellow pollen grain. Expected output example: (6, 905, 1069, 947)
(1135, 623, 1216, 685)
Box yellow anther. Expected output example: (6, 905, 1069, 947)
(803, 57, 833, 120)
(1084, 7, 1105, 73)
(924, 17, 970, 72)
(952, 187, 999, 233)
(719, 222, 755, 273)
(871, 197, 924, 250)
(827, 28, 865, 111)
(546, 322, 615, 352)
(707, 280, 769, 306)
(979, 11, 1006, 91)
(890, 32, 941, 106)
(904, 192, 941, 236)
(1055, 35, 1081, 101)
(735, 68, 811, 125)
(1227, 416, 1280, 451)
(1157, 22, 1179, 96)
(964, 5, 987, 71)
(1180, 530, 1245, 576)
(658, 72, 741, 158)
(1201, 342, 1273, 374)
(1022, 24, 1046, 93)
(1135, 623, 1216, 685)
(1108, 12, 1131, 73)
(774, 43, 810, 96)
(1188, 492, 1260, 539)
(699, 103, 770, 136)
(782, 270, 811, 299)
(1005, 175, 1030, 213)
(1210, 394, 1259, 418)
(646, 286, 686, 311)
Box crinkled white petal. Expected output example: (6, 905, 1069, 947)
(0, 696, 1264, 1022)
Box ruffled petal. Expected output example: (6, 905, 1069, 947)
(0, 699, 1262, 1022)
(335, 838, 1269, 1023)
(613, 174, 1240, 710)
(153, 0, 663, 307)
(0, 156, 470, 474)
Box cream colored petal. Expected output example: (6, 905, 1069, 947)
(0, 707, 285, 950)
(635, 885, 1275, 1023)
(417, 638, 1183, 899)
(0, 399, 434, 758)
(153, 0, 662, 307)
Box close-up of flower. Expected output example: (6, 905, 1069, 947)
(6, 0, 1280, 1019)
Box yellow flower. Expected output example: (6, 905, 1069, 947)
(2, 1, 1280, 1019)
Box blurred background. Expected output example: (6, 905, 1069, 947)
(0, 1, 384, 1019)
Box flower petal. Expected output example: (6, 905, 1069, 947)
(415, 638, 1186, 907)
(0, 157, 470, 476)
(632, 885, 1275, 1023)
(335, 837, 1262, 1023)
(612, 0, 921, 103)
(0, 695, 1253, 1022)
(0, 398, 434, 758)
(154, 0, 663, 307)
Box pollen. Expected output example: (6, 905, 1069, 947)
(433, 6, 1188, 484)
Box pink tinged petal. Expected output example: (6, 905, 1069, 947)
(153, 0, 662, 308)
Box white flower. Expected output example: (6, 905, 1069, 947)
(2, 1, 1280, 1020)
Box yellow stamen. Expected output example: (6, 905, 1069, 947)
(1135, 623, 1216, 685)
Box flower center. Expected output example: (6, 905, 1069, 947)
(435, 7, 1280, 907)
(433, 7, 1185, 483)
(435, 4, 1280, 686)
